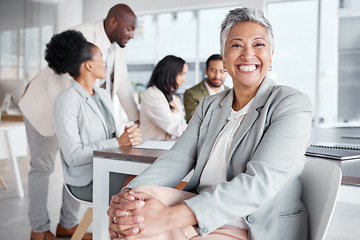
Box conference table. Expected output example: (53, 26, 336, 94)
(92, 127, 360, 239)
(93, 146, 168, 240)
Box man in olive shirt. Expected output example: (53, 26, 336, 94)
(184, 54, 228, 123)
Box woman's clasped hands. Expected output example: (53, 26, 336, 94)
(117, 125, 142, 147)
(108, 188, 174, 240)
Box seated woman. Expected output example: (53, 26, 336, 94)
(108, 7, 312, 240)
(140, 55, 188, 141)
(46, 30, 142, 202)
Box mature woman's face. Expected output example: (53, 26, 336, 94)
(223, 22, 273, 91)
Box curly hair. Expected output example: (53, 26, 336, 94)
(45, 30, 95, 78)
(147, 55, 186, 108)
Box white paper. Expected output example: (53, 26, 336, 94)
(133, 140, 175, 150)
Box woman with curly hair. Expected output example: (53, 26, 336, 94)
(47, 30, 142, 203)
(140, 55, 188, 141)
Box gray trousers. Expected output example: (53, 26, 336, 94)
(24, 117, 80, 233)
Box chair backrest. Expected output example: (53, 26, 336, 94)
(301, 159, 342, 240)
(63, 183, 93, 207)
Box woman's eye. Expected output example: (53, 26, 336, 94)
(231, 44, 242, 48)
(254, 42, 265, 47)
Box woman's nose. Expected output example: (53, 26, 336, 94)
(240, 47, 255, 60)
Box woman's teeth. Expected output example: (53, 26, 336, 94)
(238, 65, 256, 71)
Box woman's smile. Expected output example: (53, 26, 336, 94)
(237, 64, 258, 72)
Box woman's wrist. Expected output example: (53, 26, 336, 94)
(166, 203, 197, 231)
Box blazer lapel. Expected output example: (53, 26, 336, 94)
(73, 82, 108, 135)
(96, 88, 122, 137)
(196, 90, 234, 168)
(227, 76, 276, 163)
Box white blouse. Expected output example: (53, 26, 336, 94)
(140, 86, 187, 141)
(199, 98, 254, 229)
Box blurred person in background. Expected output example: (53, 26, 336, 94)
(184, 54, 229, 123)
(140, 55, 188, 141)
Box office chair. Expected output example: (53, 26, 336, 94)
(301, 159, 342, 240)
(63, 183, 93, 240)
(63, 175, 136, 240)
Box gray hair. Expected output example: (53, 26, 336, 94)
(220, 7, 274, 56)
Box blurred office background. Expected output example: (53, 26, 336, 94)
(0, 0, 360, 127)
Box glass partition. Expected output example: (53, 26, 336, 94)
(266, 0, 339, 126)
(0, 0, 56, 81)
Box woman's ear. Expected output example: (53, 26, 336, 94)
(221, 54, 227, 72)
(84, 61, 93, 72)
(269, 50, 274, 66)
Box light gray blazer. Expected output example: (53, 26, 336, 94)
(53, 81, 121, 186)
(127, 77, 313, 240)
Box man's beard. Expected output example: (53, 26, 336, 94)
(206, 78, 222, 88)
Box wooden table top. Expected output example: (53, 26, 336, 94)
(93, 146, 167, 164)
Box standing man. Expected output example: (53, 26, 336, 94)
(183, 54, 228, 123)
(19, 4, 138, 240)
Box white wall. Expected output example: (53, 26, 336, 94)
(82, 0, 265, 22)
(56, 0, 83, 32)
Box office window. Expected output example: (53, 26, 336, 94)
(0, 30, 18, 79)
(158, 11, 196, 60)
(267, 0, 338, 126)
(127, 15, 157, 99)
(127, 15, 156, 64)
(25, 27, 40, 81)
(41, 25, 55, 70)
(158, 11, 197, 90)
(127, 5, 237, 96)
(338, 16, 360, 122)
(267, 1, 318, 102)
(0, 0, 55, 81)
(198, 7, 234, 88)
(198, 7, 227, 59)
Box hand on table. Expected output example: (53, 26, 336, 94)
(117, 125, 142, 147)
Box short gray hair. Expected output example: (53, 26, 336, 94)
(220, 7, 274, 56)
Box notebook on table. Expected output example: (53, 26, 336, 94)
(132, 140, 175, 150)
(306, 142, 360, 160)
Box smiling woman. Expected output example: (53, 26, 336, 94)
(223, 21, 273, 110)
(108, 7, 313, 240)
